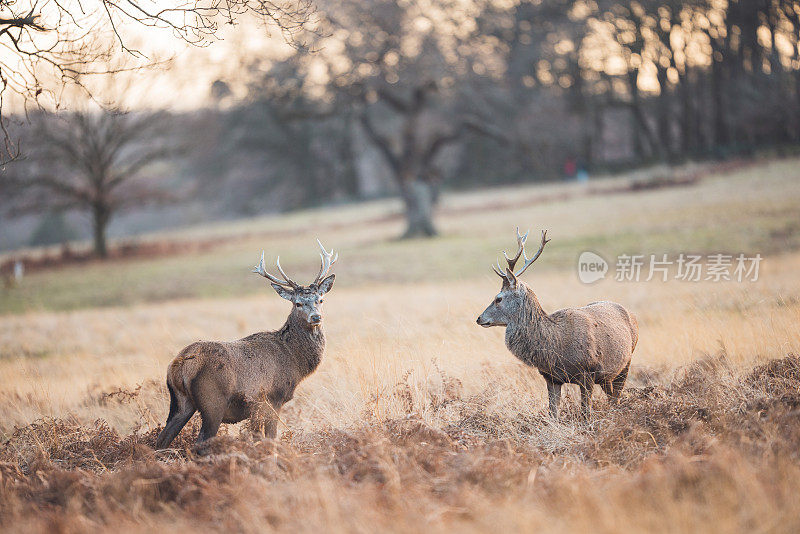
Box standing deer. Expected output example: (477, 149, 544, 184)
(155, 240, 338, 449)
(476, 228, 638, 419)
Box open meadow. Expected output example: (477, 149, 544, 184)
(2, 159, 800, 533)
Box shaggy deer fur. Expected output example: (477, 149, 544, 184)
(155, 241, 337, 449)
(477, 229, 638, 418)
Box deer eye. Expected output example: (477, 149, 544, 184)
(495, 296, 502, 304)
(295, 302, 302, 308)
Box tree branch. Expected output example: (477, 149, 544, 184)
(359, 110, 400, 172)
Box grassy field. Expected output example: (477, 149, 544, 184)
(1, 158, 800, 532)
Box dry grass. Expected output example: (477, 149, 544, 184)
(1, 158, 800, 532)
(1, 258, 799, 434)
(2, 355, 799, 533)
(2, 157, 800, 314)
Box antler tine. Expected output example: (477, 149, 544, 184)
(517, 226, 529, 248)
(492, 260, 506, 278)
(275, 256, 299, 288)
(253, 251, 265, 275)
(314, 239, 338, 285)
(502, 227, 529, 271)
(514, 229, 550, 277)
(253, 251, 297, 288)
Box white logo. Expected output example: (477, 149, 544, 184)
(578, 251, 608, 284)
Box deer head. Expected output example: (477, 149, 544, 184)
(477, 227, 550, 327)
(253, 240, 337, 329)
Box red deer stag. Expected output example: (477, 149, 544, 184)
(156, 240, 337, 448)
(477, 228, 638, 418)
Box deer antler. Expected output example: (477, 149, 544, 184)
(253, 251, 299, 288)
(503, 227, 529, 271)
(514, 229, 550, 277)
(491, 227, 550, 280)
(313, 239, 338, 286)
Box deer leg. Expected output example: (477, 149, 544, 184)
(156, 383, 195, 449)
(546, 380, 562, 419)
(599, 380, 614, 398)
(608, 362, 631, 404)
(248, 399, 281, 440)
(157, 407, 195, 449)
(264, 413, 279, 440)
(191, 374, 227, 444)
(266, 401, 284, 439)
(196, 404, 224, 444)
(578, 375, 593, 419)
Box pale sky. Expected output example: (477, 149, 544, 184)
(4, 6, 296, 113)
(121, 17, 296, 110)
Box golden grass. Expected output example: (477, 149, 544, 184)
(1, 158, 800, 532)
(3, 157, 800, 313)
(2, 355, 799, 533)
(1, 254, 799, 434)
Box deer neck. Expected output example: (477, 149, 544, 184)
(505, 286, 554, 362)
(519, 285, 550, 325)
(278, 312, 326, 378)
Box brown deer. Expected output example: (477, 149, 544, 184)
(155, 241, 338, 449)
(476, 228, 638, 419)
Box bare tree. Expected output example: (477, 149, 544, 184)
(0, 108, 178, 256)
(357, 81, 459, 238)
(318, 0, 510, 238)
(0, 0, 316, 160)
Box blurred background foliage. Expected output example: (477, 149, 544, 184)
(3, 0, 800, 249)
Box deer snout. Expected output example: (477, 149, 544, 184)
(308, 313, 322, 325)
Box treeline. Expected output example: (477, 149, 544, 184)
(198, 0, 800, 236)
(572, 0, 800, 163)
(4, 0, 800, 247)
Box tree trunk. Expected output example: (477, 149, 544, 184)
(795, 68, 800, 142)
(591, 102, 604, 168)
(629, 70, 645, 160)
(627, 68, 658, 160)
(678, 68, 693, 158)
(711, 51, 729, 152)
(656, 67, 672, 161)
(92, 204, 110, 258)
(400, 180, 437, 238)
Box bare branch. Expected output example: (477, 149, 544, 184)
(359, 110, 400, 172)
(0, 0, 318, 161)
(0, 108, 178, 255)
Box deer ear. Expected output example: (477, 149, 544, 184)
(317, 274, 335, 294)
(271, 283, 294, 301)
(504, 268, 518, 290)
